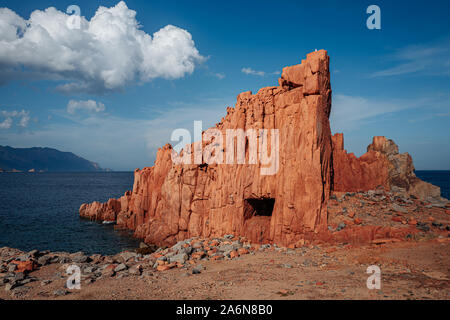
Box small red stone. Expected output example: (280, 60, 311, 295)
(11, 260, 38, 273)
(237, 248, 249, 255)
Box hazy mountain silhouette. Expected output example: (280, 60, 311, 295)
(0, 146, 105, 172)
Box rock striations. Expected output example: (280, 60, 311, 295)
(80, 50, 445, 247)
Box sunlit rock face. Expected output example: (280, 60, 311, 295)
(80, 50, 333, 247)
(80, 50, 443, 247)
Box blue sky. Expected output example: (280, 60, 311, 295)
(0, 0, 449, 170)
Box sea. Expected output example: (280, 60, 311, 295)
(0, 172, 140, 255)
(0, 171, 449, 255)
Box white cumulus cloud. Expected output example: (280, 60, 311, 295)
(241, 67, 280, 77)
(0, 118, 13, 129)
(67, 100, 106, 115)
(0, 110, 31, 129)
(213, 73, 226, 79)
(241, 67, 266, 77)
(0, 1, 204, 93)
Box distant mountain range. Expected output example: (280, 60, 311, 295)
(0, 146, 107, 172)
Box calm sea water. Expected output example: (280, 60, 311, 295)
(0, 172, 140, 255)
(0, 171, 448, 255)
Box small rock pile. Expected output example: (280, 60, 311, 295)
(327, 188, 450, 234)
(0, 248, 42, 296)
(1, 235, 286, 296)
(149, 234, 269, 271)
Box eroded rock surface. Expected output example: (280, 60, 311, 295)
(81, 50, 333, 247)
(80, 50, 446, 247)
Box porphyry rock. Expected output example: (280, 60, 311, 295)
(72, 253, 89, 264)
(37, 255, 51, 266)
(169, 253, 188, 264)
(332, 134, 443, 202)
(119, 251, 136, 263)
(114, 263, 128, 273)
(9, 260, 38, 273)
(80, 50, 333, 247)
(80, 50, 446, 248)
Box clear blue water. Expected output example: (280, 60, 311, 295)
(0, 172, 140, 255)
(0, 171, 448, 255)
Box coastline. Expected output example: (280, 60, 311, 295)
(2, 187, 449, 300)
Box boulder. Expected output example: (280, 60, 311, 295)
(169, 253, 188, 264)
(119, 251, 136, 263)
(101, 265, 116, 277)
(129, 265, 143, 276)
(114, 263, 128, 272)
(37, 255, 51, 266)
(72, 253, 89, 264)
(10, 260, 38, 273)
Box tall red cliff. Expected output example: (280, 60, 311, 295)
(81, 50, 333, 247)
(80, 50, 444, 247)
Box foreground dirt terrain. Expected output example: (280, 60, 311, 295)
(0, 239, 449, 300)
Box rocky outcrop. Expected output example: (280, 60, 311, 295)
(332, 134, 442, 202)
(80, 50, 445, 247)
(81, 50, 333, 247)
(331, 133, 390, 192)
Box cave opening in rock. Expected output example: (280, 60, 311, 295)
(244, 198, 275, 219)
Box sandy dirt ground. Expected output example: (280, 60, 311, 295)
(1, 239, 448, 300)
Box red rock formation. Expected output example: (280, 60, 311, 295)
(332, 134, 442, 201)
(80, 50, 444, 247)
(332, 133, 389, 192)
(81, 50, 333, 247)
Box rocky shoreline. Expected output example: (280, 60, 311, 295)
(0, 234, 276, 299)
(2, 187, 449, 300)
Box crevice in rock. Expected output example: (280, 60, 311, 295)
(244, 198, 275, 219)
